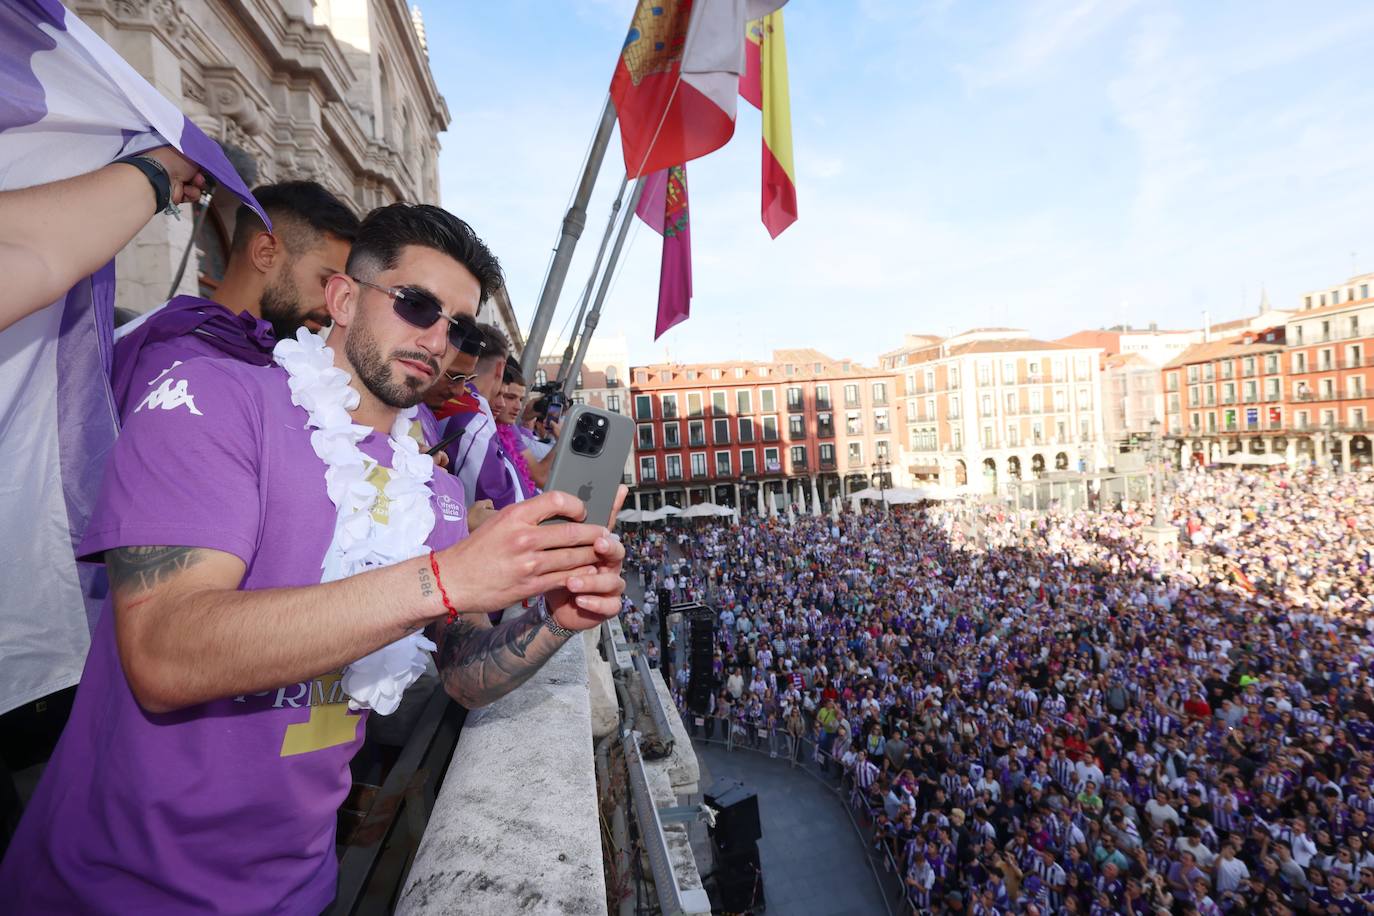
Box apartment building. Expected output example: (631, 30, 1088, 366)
(628, 350, 902, 512)
(888, 329, 1109, 494)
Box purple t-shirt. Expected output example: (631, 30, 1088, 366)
(1, 358, 469, 914)
(113, 295, 275, 420)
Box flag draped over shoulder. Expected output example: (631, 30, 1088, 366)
(636, 166, 693, 339)
(742, 8, 797, 238)
(609, 0, 786, 179)
(0, 0, 265, 714)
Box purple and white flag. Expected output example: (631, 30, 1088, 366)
(0, 0, 266, 714)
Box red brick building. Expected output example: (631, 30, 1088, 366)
(628, 350, 902, 512)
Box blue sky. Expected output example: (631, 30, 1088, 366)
(424, 0, 1374, 367)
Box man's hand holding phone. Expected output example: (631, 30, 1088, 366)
(433, 489, 625, 622)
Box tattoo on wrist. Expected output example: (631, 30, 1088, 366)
(435, 613, 557, 708)
(419, 566, 436, 601)
(108, 546, 205, 596)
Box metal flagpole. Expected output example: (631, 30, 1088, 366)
(554, 175, 629, 387)
(562, 177, 647, 397)
(520, 98, 618, 382)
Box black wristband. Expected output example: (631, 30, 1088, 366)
(114, 154, 172, 215)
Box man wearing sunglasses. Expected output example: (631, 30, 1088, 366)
(3, 203, 627, 914)
(112, 180, 358, 418)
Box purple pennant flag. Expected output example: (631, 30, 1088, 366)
(0, 0, 265, 715)
(635, 164, 693, 340)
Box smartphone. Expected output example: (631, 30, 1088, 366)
(542, 404, 633, 527)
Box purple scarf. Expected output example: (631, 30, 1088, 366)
(111, 296, 275, 412)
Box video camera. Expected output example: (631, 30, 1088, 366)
(530, 381, 569, 437)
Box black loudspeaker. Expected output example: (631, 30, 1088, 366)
(715, 843, 764, 911)
(707, 783, 762, 852)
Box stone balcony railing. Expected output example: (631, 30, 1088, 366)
(395, 620, 702, 916)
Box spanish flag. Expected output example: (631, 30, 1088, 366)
(742, 9, 797, 238)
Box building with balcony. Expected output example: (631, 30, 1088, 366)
(78, 0, 521, 346)
(1162, 327, 1287, 464)
(628, 350, 902, 513)
(1102, 352, 1164, 453)
(1058, 324, 1202, 369)
(1284, 274, 1374, 468)
(889, 329, 1109, 494)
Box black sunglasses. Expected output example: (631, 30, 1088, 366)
(352, 277, 487, 356)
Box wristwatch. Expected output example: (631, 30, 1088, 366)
(541, 610, 577, 639)
(114, 154, 177, 218)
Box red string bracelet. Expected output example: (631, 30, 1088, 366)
(429, 550, 458, 624)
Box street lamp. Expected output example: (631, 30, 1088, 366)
(1149, 418, 1163, 528)
(871, 454, 892, 514)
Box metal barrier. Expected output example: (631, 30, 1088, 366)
(680, 703, 908, 916)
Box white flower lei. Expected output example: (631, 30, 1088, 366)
(274, 328, 437, 716)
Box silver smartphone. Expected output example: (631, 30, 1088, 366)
(542, 404, 633, 527)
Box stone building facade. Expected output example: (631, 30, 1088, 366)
(73, 0, 521, 345)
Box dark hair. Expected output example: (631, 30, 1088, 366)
(346, 202, 504, 304)
(232, 180, 359, 254)
(475, 322, 510, 374)
(503, 355, 526, 387)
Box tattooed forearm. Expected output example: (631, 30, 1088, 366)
(107, 546, 206, 596)
(435, 613, 566, 708)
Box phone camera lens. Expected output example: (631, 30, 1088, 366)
(573, 435, 589, 452)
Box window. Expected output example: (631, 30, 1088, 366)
(1265, 379, 1279, 401)
(926, 397, 936, 421)
(713, 418, 730, 444)
(607, 394, 620, 412)
(1203, 364, 1214, 381)
(762, 416, 779, 440)
(1003, 360, 1017, 384)
(690, 453, 707, 477)
(1296, 410, 1309, 430)
(789, 445, 807, 469)
(786, 386, 804, 410)
(661, 393, 678, 419)
(739, 449, 757, 474)
(875, 440, 890, 460)
(874, 409, 890, 433)
(1187, 365, 1199, 383)
(687, 392, 703, 417)
(815, 384, 831, 409)
(847, 442, 863, 466)
(924, 369, 935, 391)
(788, 414, 805, 438)
(734, 367, 746, 379)
(813, 362, 822, 373)
(1032, 422, 1043, 444)
(534, 368, 548, 387)
(1320, 349, 1334, 371)
(817, 412, 834, 437)
(1351, 344, 1364, 368)
(763, 447, 780, 472)
(1166, 373, 1179, 391)
(712, 391, 728, 416)
(736, 390, 752, 414)
(1077, 387, 1091, 409)
(1295, 325, 1304, 345)
(738, 417, 755, 443)
(844, 384, 860, 407)
(715, 451, 731, 476)
(1220, 360, 1233, 379)
(1204, 386, 1215, 406)
(1294, 352, 1307, 373)
(1051, 359, 1066, 382)
(1354, 407, 1367, 429)
(845, 410, 862, 435)
(1053, 390, 1067, 412)
(1265, 354, 1279, 375)
(1029, 390, 1042, 413)
(982, 425, 994, 448)
(949, 395, 961, 419)
(759, 388, 776, 413)
(663, 422, 680, 448)
(1206, 412, 1217, 433)
(688, 420, 706, 447)
(710, 368, 724, 380)
(638, 456, 657, 481)
(976, 362, 992, 387)
(981, 395, 993, 417)
(1006, 424, 1019, 446)
(576, 372, 583, 389)
(1005, 392, 1018, 413)
(1349, 376, 1365, 398)
(1074, 356, 1090, 381)
(1322, 320, 1332, 342)
(605, 365, 617, 386)
(819, 443, 835, 466)
(1222, 382, 1235, 404)
(1243, 356, 1256, 376)
(666, 454, 682, 480)
(685, 370, 697, 380)
(758, 367, 770, 378)
(1079, 417, 1092, 441)
(635, 395, 653, 420)
(872, 382, 888, 405)
(636, 424, 654, 450)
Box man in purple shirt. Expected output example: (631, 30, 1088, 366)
(0, 204, 627, 913)
(444, 323, 522, 510)
(113, 180, 358, 418)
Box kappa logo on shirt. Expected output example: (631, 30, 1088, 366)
(437, 493, 464, 522)
(134, 372, 203, 416)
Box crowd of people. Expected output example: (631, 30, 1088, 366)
(629, 466, 1374, 914)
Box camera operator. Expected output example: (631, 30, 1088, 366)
(0, 203, 627, 913)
